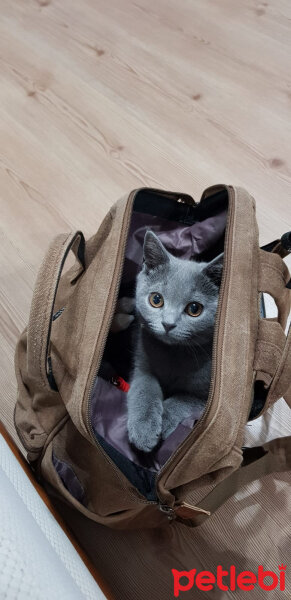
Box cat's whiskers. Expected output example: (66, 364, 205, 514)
(183, 338, 201, 369)
(191, 340, 212, 361)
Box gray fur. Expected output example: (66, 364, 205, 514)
(127, 231, 223, 453)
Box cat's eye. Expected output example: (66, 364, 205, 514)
(186, 302, 203, 317)
(149, 292, 164, 308)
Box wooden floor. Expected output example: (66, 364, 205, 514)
(1, 2, 291, 598)
(1, 0, 291, 441)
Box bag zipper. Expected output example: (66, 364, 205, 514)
(85, 189, 171, 505)
(84, 186, 234, 516)
(85, 189, 154, 504)
(156, 186, 236, 507)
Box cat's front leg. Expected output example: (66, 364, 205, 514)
(162, 395, 205, 440)
(110, 297, 135, 333)
(127, 373, 163, 453)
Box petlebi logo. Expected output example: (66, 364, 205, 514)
(172, 564, 286, 596)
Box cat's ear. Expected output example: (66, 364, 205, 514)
(203, 252, 224, 287)
(143, 231, 170, 270)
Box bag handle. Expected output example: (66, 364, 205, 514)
(261, 231, 291, 260)
(256, 248, 291, 408)
(27, 231, 85, 391)
(266, 324, 291, 409)
(258, 248, 290, 328)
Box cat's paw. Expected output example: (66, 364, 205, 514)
(127, 415, 162, 453)
(161, 412, 181, 440)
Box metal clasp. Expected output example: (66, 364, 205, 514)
(159, 504, 176, 521)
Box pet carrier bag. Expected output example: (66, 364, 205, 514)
(14, 185, 291, 529)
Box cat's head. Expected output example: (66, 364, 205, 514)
(135, 231, 223, 346)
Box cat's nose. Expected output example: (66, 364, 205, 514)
(162, 321, 176, 333)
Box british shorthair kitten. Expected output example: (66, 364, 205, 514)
(127, 230, 223, 453)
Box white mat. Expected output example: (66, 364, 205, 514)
(0, 436, 106, 600)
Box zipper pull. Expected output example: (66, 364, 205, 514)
(173, 502, 211, 526)
(159, 504, 176, 521)
(159, 502, 211, 525)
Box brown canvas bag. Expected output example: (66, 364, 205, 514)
(14, 185, 291, 530)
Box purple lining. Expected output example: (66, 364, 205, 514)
(90, 207, 227, 472)
(52, 452, 87, 505)
(123, 210, 227, 282)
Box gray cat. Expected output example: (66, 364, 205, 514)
(127, 230, 223, 453)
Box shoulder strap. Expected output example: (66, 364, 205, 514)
(267, 324, 291, 408)
(27, 231, 85, 391)
(190, 436, 291, 525)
